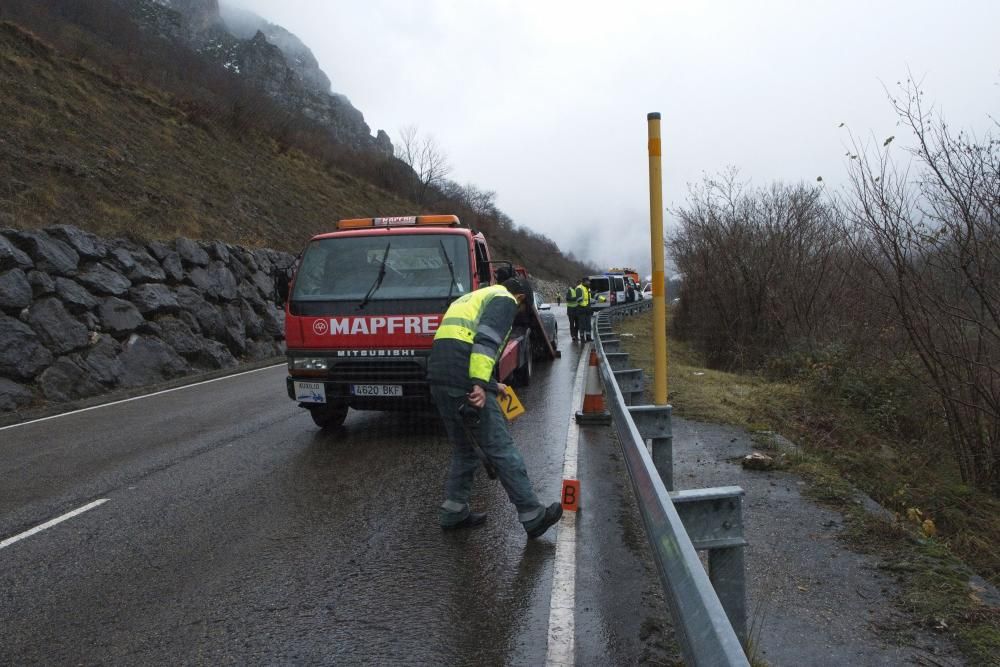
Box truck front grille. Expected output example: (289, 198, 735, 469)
(332, 360, 426, 381)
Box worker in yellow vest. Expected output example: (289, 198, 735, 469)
(574, 277, 592, 342)
(565, 283, 580, 340)
(426, 276, 563, 538)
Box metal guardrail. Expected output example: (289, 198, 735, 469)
(589, 301, 750, 667)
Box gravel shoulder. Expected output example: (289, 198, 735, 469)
(672, 416, 966, 666)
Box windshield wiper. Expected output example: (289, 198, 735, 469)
(439, 240, 458, 300)
(357, 242, 391, 310)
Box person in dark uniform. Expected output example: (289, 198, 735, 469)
(427, 276, 564, 538)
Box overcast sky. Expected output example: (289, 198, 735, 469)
(229, 0, 999, 276)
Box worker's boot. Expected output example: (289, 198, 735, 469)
(442, 512, 487, 530)
(525, 502, 563, 539)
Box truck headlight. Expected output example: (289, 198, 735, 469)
(289, 357, 330, 371)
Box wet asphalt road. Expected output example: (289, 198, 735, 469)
(0, 308, 671, 666)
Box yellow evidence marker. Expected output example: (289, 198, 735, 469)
(497, 387, 526, 421)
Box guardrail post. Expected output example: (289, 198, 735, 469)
(605, 352, 630, 371)
(650, 436, 673, 492)
(602, 338, 621, 353)
(710, 547, 747, 646)
(613, 369, 644, 406)
(628, 405, 673, 491)
(671, 487, 748, 645)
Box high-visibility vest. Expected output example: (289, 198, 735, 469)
(576, 283, 590, 307)
(566, 286, 578, 308)
(433, 285, 516, 384)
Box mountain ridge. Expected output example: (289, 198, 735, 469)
(0, 2, 595, 284)
(117, 0, 392, 154)
(0, 20, 413, 253)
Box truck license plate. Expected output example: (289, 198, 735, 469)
(294, 381, 326, 404)
(351, 384, 403, 397)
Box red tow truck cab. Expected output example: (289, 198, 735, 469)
(278, 215, 555, 429)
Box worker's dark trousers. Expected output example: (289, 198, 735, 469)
(430, 385, 544, 528)
(576, 307, 592, 340)
(567, 307, 578, 339)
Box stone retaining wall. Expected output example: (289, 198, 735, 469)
(0, 225, 293, 413)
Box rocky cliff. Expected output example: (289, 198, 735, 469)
(0, 226, 292, 414)
(119, 0, 392, 154)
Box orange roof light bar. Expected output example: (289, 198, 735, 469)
(336, 215, 461, 230)
(414, 215, 461, 226)
(337, 218, 377, 229)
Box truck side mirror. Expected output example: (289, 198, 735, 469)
(486, 259, 515, 285)
(272, 266, 292, 307)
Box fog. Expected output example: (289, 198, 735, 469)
(227, 0, 1000, 275)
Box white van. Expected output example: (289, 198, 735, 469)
(609, 274, 626, 305)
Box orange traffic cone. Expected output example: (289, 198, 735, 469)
(575, 348, 612, 424)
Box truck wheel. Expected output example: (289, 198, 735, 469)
(512, 332, 533, 387)
(309, 403, 348, 429)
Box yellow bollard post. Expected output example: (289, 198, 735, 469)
(647, 112, 668, 405)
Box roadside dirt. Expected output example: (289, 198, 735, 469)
(672, 416, 966, 666)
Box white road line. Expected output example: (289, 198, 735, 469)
(0, 499, 109, 550)
(0, 363, 285, 432)
(546, 344, 590, 667)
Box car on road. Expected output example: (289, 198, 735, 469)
(533, 292, 558, 355)
(642, 282, 652, 299)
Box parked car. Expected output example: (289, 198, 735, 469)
(533, 292, 558, 355)
(642, 282, 652, 299)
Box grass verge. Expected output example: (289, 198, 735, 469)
(616, 309, 1000, 666)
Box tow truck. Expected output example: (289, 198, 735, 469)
(274, 215, 558, 429)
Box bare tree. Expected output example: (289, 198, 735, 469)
(395, 124, 452, 203)
(838, 80, 1000, 494)
(461, 183, 498, 218)
(669, 169, 852, 368)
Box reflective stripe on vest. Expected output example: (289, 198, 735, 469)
(577, 284, 590, 307)
(434, 285, 514, 343)
(469, 350, 496, 382)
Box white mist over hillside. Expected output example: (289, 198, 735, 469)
(225, 0, 1000, 274)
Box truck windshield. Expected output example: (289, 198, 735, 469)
(291, 234, 472, 301)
